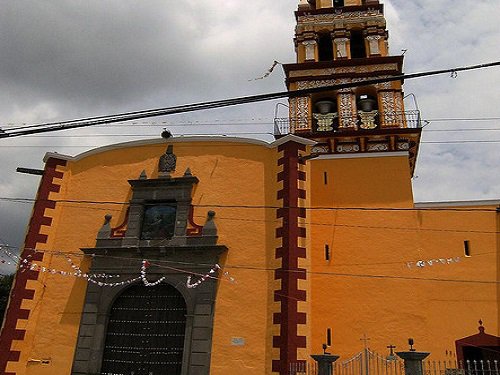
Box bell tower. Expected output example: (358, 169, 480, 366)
(277, 0, 421, 173)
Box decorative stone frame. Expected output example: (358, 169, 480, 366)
(71, 171, 227, 375)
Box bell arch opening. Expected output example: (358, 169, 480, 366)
(318, 33, 334, 61)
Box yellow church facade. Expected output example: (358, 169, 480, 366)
(0, 0, 498, 374)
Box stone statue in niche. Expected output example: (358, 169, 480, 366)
(159, 145, 177, 177)
(141, 204, 177, 240)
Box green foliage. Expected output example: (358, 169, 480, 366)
(0, 274, 14, 322)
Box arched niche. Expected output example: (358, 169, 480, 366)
(355, 88, 379, 129)
(311, 93, 339, 132)
(318, 32, 334, 62)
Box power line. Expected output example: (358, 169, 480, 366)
(2, 139, 500, 148)
(14, 127, 500, 137)
(1, 61, 500, 139)
(0, 196, 497, 212)
(2, 118, 500, 129)
(426, 117, 500, 122)
(1, 247, 498, 286)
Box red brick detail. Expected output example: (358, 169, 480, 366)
(0, 157, 66, 375)
(273, 141, 308, 375)
(276, 227, 284, 238)
(298, 189, 306, 199)
(277, 189, 284, 200)
(110, 207, 129, 238)
(273, 312, 306, 325)
(298, 227, 306, 238)
(276, 208, 306, 219)
(186, 205, 204, 236)
(274, 268, 307, 281)
(277, 171, 285, 182)
(275, 247, 306, 259)
(8, 351, 20, 362)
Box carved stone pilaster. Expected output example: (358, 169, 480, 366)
(303, 40, 317, 61)
(334, 37, 348, 59)
(289, 97, 311, 132)
(367, 35, 381, 55)
(380, 91, 404, 128)
(338, 92, 357, 129)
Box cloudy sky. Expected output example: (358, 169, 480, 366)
(0, 0, 499, 264)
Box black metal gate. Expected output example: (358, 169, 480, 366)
(101, 284, 187, 375)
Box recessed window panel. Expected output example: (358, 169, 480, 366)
(141, 204, 177, 240)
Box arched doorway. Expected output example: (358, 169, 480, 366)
(101, 284, 187, 375)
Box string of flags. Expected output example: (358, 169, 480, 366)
(248, 60, 281, 81)
(1, 247, 233, 289)
(407, 257, 461, 269)
(141, 260, 166, 287)
(2, 244, 464, 285)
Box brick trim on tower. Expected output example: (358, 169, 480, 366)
(273, 141, 308, 375)
(0, 158, 66, 375)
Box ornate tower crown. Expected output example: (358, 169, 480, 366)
(276, 0, 422, 174)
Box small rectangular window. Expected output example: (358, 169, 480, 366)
(464, 240, 471, 257)
(324, 172, 328, 185)
(325, 244, 330, 261)
(327, 328, 332, 346)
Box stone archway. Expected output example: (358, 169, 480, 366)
(100, 283, 187, 375)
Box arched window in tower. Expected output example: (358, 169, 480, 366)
(350, 30, 367, 58)
(318, 33, 334, 61)
(100, 284, 187, 375)
(357, 94, 379, 129)
(333, 0, 344, 7)
(312, 95, 338, 132)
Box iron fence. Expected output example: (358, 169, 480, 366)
(288, 351, 499, 375)
(274, 110, 421, 135)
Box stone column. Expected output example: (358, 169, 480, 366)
(303, 40, 317, 61)
(334, 37, 348, 59)
(311, 354, 340, 375)
(338, 91, 357, 129)
(396, 351, 430, 375)
(366, 35, 381, 55)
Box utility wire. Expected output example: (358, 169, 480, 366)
(1, 127, 499, 138)
(0, 196, 497, 212)
(1, 247, 498, 285)
(1, 61, 500, 138)
(2, 116, 500, 129)
(2, 119, 500, 130)
(2, 139, 500, 148)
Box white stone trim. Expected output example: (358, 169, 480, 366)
(43, 136, 275, 162)
(415, 200, 500, 208)
(312, 151, 409, 160)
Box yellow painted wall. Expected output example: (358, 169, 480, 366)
(307, 154, 498, 360)
(9, 139, 281, 375)
(6, 140, 499, 374)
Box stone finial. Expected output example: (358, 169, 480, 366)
(158, 145, 176, 178)
(202, 211, 217, 236)
(478, 319, 485, 333)
(184, 168, 192, 176)
(139, 170, 147, 180)
(97, 214, 112, 239)
(396, 340, 430, 375)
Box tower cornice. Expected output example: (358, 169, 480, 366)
(295, 4, 384, 20)
(283, 55, 404, 77)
